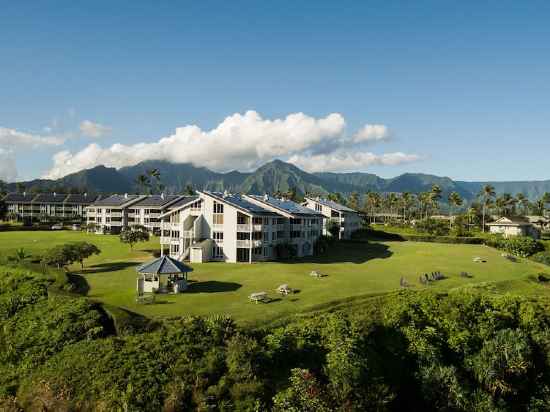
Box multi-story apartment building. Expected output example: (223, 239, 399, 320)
(303, 197, 363, 240)
(159, 191, 323, 263)
(86, 194, 185, 234)
(3, 192, 100, 222)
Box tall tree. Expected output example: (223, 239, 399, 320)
(135, 174, 150, 194)
(429, 185, 442, 218)
(448, 192, 463, 228)
(516, 193, 529, 216)
(146, 168, 162, 194)
(348, 192, 360, 211)
(479, 185, 496, 232)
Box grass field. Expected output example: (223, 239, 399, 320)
(0, 230, 549, 325)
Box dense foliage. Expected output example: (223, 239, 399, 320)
(2, 261, 550, 411)
(485, 235, 545, 258)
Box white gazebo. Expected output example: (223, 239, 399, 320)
(136, 256, 193, 294)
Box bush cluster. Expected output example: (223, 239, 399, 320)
(532, 251, 550, 266)
(3, 262, 550, 411)
(485, 235, 545, 257)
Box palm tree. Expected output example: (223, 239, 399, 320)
(348, 192, 360, 211)
(448, 192, 463, 228)
(400, 192, 414, 222)
(366, 192, 380, 223)
(479, 184, 496, 232)
(516, 193, 529, 216)
(429, 185, 442, 218)
(146, 168, 161, 194)
(135, 174, 150, 194)
(417, 192, 430, 220)
(542, 192, 550, 216)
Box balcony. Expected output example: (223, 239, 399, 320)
(236, 224, 251, 232)
(236, 239, 262, 248)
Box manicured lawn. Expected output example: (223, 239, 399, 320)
(0, 230, 548, 325)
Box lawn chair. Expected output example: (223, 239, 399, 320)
(310, 270, 322, 278)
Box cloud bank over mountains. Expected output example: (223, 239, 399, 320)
(43, 111, 420, 179)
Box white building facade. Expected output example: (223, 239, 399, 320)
(159, 191, 323, 263)
(303, 197, 362, 240)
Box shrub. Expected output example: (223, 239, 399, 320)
(415, 218, 450, 236)
(485, 235, 545, 257)
(532, 251, 550, 266)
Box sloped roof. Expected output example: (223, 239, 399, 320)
(131, 195, 182, 207)
(136, 255, 193, 274)
(2, 193, 36, 203)
(32, 193, 69, 204)
(306, 197, 357, 213)
(65, 194, 100, 204)
(247, 194, 323, 217)
(487, 216, 532, 226)
(91, 194, 142, 207)
(202, 191, 278, 215)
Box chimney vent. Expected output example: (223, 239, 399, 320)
(124, 193, 128, 199)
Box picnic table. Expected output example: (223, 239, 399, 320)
(277, 284, 292, 295)
(310, 270, 323, 278)
(249, 292, 268, 304)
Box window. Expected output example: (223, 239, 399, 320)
(213, 231, 224, 241)
(213, 214, 224, 225)
(252, 231, 262, 240)
(263, 232, 269, 241)
(237, 213, 249, 224)
(213, 246, 224, 258)
(263, 247, 269, 256)
(263, 217, 270, 225)
(277, 218, 285, 225)
(213, 201, 224, 214)
(315, 203, 322, 212)
(237, 232, 250, 240)
(253, 217, 262, 225)
(290, 218, 302, 225)
(291, 231, 302, 238)
(272, 232, 277, 241)
(252, 247, 262, 255)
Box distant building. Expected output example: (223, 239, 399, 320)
(303, 197, 362, 239)
(487, 216, 540, 239)
(86, 194, 185, 234)
(525, 216, 550, 232)
(3, 192, 99, 222)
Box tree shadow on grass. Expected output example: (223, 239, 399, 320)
(67, 273, 90, 295)
(287, 241, 393, 265)
(80, 261, 139, 274)
(186, 280, 242, 293)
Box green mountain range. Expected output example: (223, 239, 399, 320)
(7, 159, 550, 201)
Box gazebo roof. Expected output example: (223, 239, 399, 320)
(136, 256, 193, 275)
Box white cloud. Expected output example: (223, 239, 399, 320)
(353, 124, 390, 143)
(80, 120, 111, 138)
(0, 127, 65, 149)
(288, 151, 421, 173)
(0, 148, 17, 182)
(43, 110, 421, 179)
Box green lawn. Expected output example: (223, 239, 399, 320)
(0, 230, 548, 325)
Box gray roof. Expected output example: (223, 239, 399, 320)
(307, 197, 357, 213)
(32, 193, 69, 204)
(65, 194, 100, 205)
(91, 194, 142, 207)
(136, 256, 193, 274)
(3, 192, 100, 205)
(131, 195, 182, 208)
(202, 191, 278, 215)
(164, 195, 199, 209)
(248, 195, 323, 217)
(2, 193, 36, 203)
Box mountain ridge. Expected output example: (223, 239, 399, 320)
(6, 160, 550, 201)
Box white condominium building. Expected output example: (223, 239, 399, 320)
(3, 192, 100, 222)
(159, 191, 323, 263)
(86, 194, 185, 234)
(303, 197, 362, 240)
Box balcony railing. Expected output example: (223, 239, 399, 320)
(236, 224, 251, 232)
(236, 239, 262, 248)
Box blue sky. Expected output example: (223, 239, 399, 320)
(1, 1, 549, 182)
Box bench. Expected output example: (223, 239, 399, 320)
(249, 292, 268, 304)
